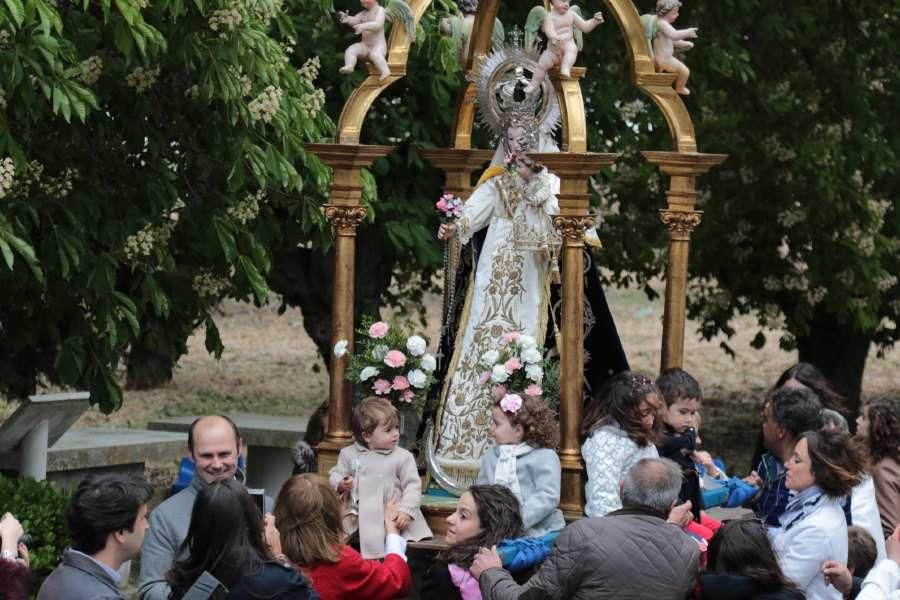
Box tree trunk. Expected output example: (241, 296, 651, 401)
(796, 305, 871, 418)
(125, 316, 188, 390)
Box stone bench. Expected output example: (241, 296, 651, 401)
(0, 427, 185, 490)
(147, 412, 308, 497)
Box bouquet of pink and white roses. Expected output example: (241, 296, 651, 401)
(478, 331, 560, 412)
(336, 316, 436, 412)
(435, 192, 463, 223)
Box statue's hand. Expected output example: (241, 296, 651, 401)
(593, 12, 604, 23)
(687, 27, 699, 38)
(438, 223, 456, 240)
(338, 11, 349, 23)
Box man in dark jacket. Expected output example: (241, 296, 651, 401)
(38, 474, 152, 600)
(472, 458, 700, 600)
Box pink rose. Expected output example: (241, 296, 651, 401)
(372, 379, 391, 395)
(401, 389, 415, 402)
(504, 357, 523, 374)
(500, 393, 523, 413)
(525, 383, 543, 397)
(478, 371, 491, 385)
(392, 375, 410, 391)
(384, 350, 407, 368)
(368, 321, 390, 339)
(491, 385, 507, 400)
(501, 332, 521, 344)
(436, 198, 448, 211)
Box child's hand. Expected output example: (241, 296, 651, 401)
(743, 471, 762, 488)
(384, 498, 401, 535)
(821, 560, 853, 595)
(337, 476, 354, 493)
(693, 451, 719, 476)
(393, 511, 412, 531)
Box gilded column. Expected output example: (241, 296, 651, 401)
(530, 152, 618, 518)
(305, 143, 395, 474)
(642, 151, 727, 371)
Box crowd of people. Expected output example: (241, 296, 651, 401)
(0, 362, 897, 600)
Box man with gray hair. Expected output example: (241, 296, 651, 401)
(472, 458, 700, 599)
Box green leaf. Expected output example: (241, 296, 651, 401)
(0, 224, 44, 283)
(239, 254, 268, 303)
(213, 218, 238, 262)
(204, 315, 223, 359)
(0, 237, 13, 269)
(55, 337, 86, 384)
(113, 19, 134, 56)
(4, 0, 24, 27)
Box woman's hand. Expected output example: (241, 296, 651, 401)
(438, 223, 456, 240)
(263, 513, 283, 558)
(16, 544, 29, 568)
(469, 546, 502, 579)
(821, 560, 853, 595)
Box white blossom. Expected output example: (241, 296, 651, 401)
(0, 157, 14, 199)
(481, 349, 499, 367)
(406, 335, 427, 356)
(80, 56, 103, 86)
(521, 346, 542, 364)
(359, 366, 379, 381)
(125, 65, 160, 93)
(518, 335, 536, 349)
(123, 221, 175, 262)
(407, 369, 427, 389)
(192, 272, 230, 299)
(297, 56, 320, 83)
(333, 339, 348, 357)
(209, 6, 242, 33)
(420, 353, 436, 372)
(227, 190, 265, 224)
(490, 364, 509, 383)
(525, 363, 543, 383)
(248, 85, 282, 123)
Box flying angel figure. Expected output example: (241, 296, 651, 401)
(522, 0, 604, 93)
(640, 0, 698, 95)
(339, 0, 416, 81)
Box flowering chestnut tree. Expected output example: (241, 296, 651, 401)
(0, 0, 333, 409)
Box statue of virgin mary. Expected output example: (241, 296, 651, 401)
(424, 44, 630, 493)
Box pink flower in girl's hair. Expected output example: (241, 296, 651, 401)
(383, 350, 407, 368)
(491, 385, 507, 400)
(392, 375, 410, 391)
(500, 393, 523, 413)
(478, 371, 491, 385)
(504, 357, 523, 374)
(372, 379, 392, 395)
(401, 389, 415, 402)
(368, 321, 390, 338)
(501, 332, 521, 344)
(525, 383, 543, 398)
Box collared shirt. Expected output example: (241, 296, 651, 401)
(68, 549, 121, 584)
(752, 452, 790, 527)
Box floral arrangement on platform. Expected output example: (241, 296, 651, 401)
(335, 316, 436, 412)
(478, 331, 560, 413)
(435, 192, 463, 223)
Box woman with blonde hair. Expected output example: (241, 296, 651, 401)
(273, 473, 411, 600)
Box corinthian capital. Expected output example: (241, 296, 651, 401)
(553, 215, 595, 242)
(324, 205, 368, 235)
(660, 209, 702, 240)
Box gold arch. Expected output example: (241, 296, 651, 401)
(335, 0, 433, 145)
(452, 0, 697, 153)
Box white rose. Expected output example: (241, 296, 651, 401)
(407, 369, 428, 388)
(421, 353, 437, 372)
(491, 364, 509, 383)
(359, 366, 379, 381)
(333, 339, 349, 357)
(406, 335, 427, 357)
(481, 350, 500, 367)
(525, 363, 543, 383)
(521, 346, 542, 364)
(518, 335, 537, 349)
(371, 344, 389, 360)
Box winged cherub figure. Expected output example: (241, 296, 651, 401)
(339, 0, 416, 81)
(641, 0, 698, 95)
(523, 0, 604, 93)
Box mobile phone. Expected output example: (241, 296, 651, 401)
(247, 488, 266, 514)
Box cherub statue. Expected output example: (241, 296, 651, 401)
(439, 0, 505, 65)
(522, 0, 604, 93)
(338, 0, 416, 81)
(641, 0, 698, 95)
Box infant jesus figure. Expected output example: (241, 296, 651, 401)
(339, 0, 390, 81)
(650, 0, 698, 95)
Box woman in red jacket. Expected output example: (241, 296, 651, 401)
(274, 473, 412, 600)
